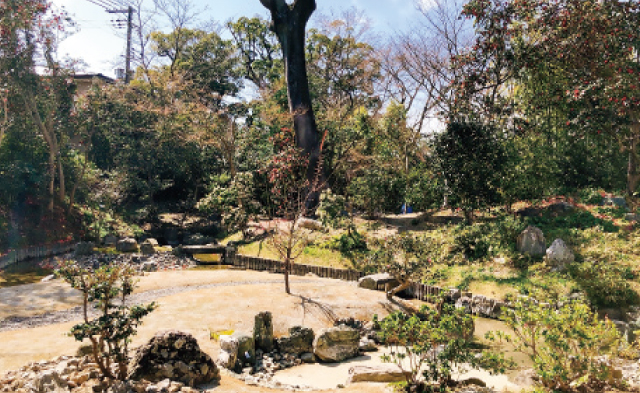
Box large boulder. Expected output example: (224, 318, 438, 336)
(128, 330, 219, 386)
(347, 365, 411, 384)
(140, 238, 159, 255)
(358, 273, 399, 291)
(75, 242, 95, 257)
(545, 238, 574, 270)
(313, 326, 360, 362)
(253, 312, 274, 353)
(277, 326, 314, 355)
(516, 226, 546, 257)
(116, 237, 139, 253)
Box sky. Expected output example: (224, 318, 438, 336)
(50, 0, 433, 78)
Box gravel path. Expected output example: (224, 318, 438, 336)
(0, 279, 330, 332)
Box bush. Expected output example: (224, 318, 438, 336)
(569, 260, 638, 308)
(56, 261, 156, 380)
(487, 294, 623, 392)
(326, 231, 367, 256)
(452, 225, 491, 261)
(578, 188, 605, 205)
(375, 301, 509, 392)
(360, 234, 433, 299)
(527, 210, 619, 233)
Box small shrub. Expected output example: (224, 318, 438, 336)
(452, 225, 491, 261)
(326, 231, 368, 255)
(375, 301, 510, 392)
(568, 260, 639, 308)
(57, 261, 156, 380)
(578, 188, 605, 205)
(487, 294, 623, 392)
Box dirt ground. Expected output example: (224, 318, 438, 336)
(0, 269, 410, 392)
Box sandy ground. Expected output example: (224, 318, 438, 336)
(0, 269, 528, 392)
(0, 269, 405, 392)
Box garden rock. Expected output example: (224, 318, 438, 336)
(546, 202, 575, 216)
(455, 296, 472, 314)
(300, 352, 316, 363)
(313, 326, 360, 362)
(277, 326, 314, 354)
(253, 312, 274, 352)
(74, 242, 95, 257)
(358, 273, 399, 291)
(295, 218, 324, 231)
(217, 335, 239, 369)
(545, 238, 574, 270)
(116, 237, 139, 253)
(359, 338, 377, 352)
(103, 235, 118, 246)
(626, 213, 639, 222)
(516, 226, 546, 256)
(346, 365, 411, 384)
(233, 332, 255, 365)
(128, 330, 219, 386)
(602, 196, 627, 208)
(141, 238, 159, 255)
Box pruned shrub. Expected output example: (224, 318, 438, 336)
(57, 261, 156, 380)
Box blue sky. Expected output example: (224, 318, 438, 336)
(51, 0, 431, 77)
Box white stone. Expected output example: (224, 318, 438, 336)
(546, 238, 574, 270)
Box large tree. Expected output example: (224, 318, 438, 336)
(259, 0, 321, 193)
(458, 0, 640, 197)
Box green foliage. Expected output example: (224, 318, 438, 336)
(450, 215, 527, 262)
(433, 122, 506, 222)
(375, 302, 509, 391)
(56, 260, 156, 380)
(325, 231, 367, 256)
(360, 234, 434, 298)
(578, 188, 605, 205)
(527, 210, 619, 233)
(197, 172, 261, 237)
(348, 167, 406, 216)
(316, 188, 347, 229)
(488, 295, 623, 392)
(568, 260, 638, 308)
(452, 225, 491, 261)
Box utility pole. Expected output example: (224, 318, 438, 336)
(107, 6, 134, 83)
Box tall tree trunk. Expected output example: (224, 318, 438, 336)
(260, 0, 322, 200)
(22, 93, 58, 212)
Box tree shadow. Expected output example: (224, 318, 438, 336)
(293, 294, 338, 325)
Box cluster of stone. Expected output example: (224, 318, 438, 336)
(128, 331, 219, 387)
(216, 312, 374, 389)
(0, 331, 217, 393)
(0, 356, 199, 393)
(51, 252, 197, 274)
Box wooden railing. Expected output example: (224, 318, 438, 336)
(233, 254, 364, 282)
